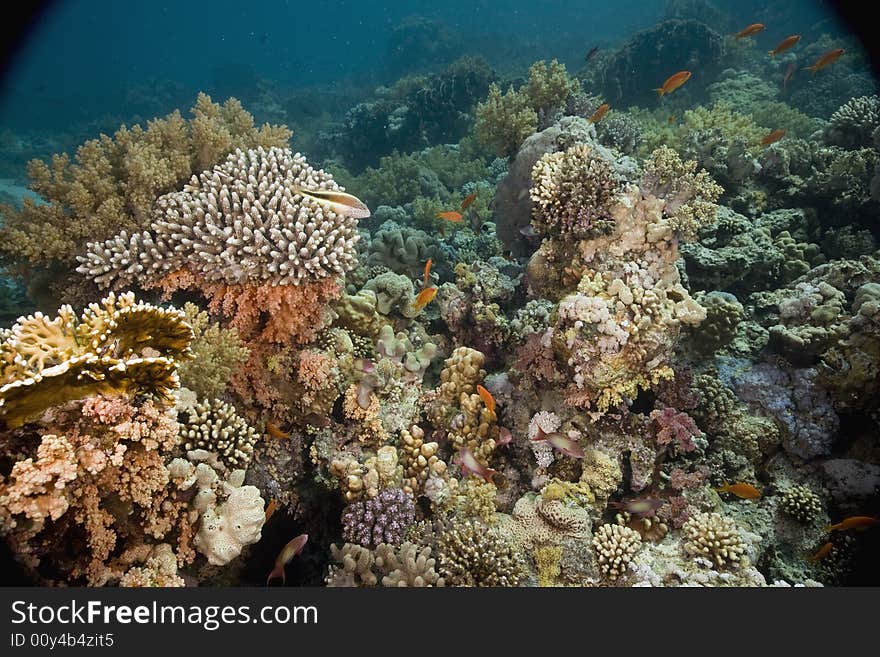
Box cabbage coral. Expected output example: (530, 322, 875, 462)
(0, 291, 192, 429)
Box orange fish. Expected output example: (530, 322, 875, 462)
(413, 286, 437, 311)
(423, 258, 432, 287)
(476, 384, 496, 414)
(655, 71, 691, 97)
(266, 421, 289, 439)
(826, 516, 879, 532)
(804, 48, 845, 73)
(716, 481, 762, 500)
(588, 103, 611, 123)
(436, 210, 464, 223)
(265, 499, 279, 522)
(460, 192, 477, 211)
(760, 129, 786, 146)
(734, 23, 765, 39)
(807, 542, 834, 562)
(266, 533, 308, 586)
(769, 35, 801, 56)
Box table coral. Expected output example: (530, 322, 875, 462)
(0, 291, 192, 429)
(0, 93, 291, 279)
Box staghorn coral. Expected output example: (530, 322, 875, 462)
(433, 519, 526, 587)
(0, 93, 291, 277)
(682, 512, 746, 569)
(530, 144, 619, 238)
(341, 488, 415, 548)
(592, 523, 642, 579)
(0, 291, 192, 429)
(177, 397, 259, 470)
(177, 303, 249, 399)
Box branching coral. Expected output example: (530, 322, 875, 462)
(326, 542, 445, 587)
(474, 84, 538, 158)
(779, 485, 823, 523)
(0, 395, 194, 585)
(523, 59, 580, 117)
(592, 523, 642, 579)
(0, 93, 291, 275)
(682, 512, 746, 569)
(824, 95, 880, 148)
(433, 519, 526, 586)
(530, 144, 619, 238)
(178, 303, 249, 399)
(177, 397, 259, 470)
(341, 488, 415, 548)
(639, 146, 723, 240)
(0, 291, 192, 428)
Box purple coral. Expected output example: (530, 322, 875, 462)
(650, 407, 702, 454)
(341, 488, 415, 548)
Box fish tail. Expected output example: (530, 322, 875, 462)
(654, 88, 665, 97)
(824, 524, 834, 532)
(803, 65, 817, 74)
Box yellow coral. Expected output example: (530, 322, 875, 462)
(0, 291, 192, 428)
(178, 302, 249, 399)
(474, 83, 538, 158)
(0, 93, 291, 277)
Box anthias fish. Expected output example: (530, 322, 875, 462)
(476, 384, 496, 414)
(760, 129, 786, 146)
(783, 62, 797, 90)
(826, 516, 879, 532)
(264, 499, 279, 522)
(734, 23, 765, 39)
(436, 210, 464, 222)
(531, 426, 585, 459)
(655, 71, 692, 97)
(413, 286, 437, 311)
(716, 481, 761, 499)
(609, 498, 664, 516)
(769, 35, 801, 56)
(807, 542, 834, 562)
(805, 48, 845, 73)
(458, 447, 498, 482)
(266, 421, 289, 439)
(588, 103, 610, 123)
(266, 534, 308, 586)
(585, 46, 600, 61)
(423, 258, 432, 287)
(460, 192, 477, 211)
(293, 186, 371, 219)
(496, 426, 514, 447)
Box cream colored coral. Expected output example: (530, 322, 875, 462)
(171, 455, 265, 566)
(178, 397, 258, 470)
(399, 425, 447, 496)
(375, 543, 445, 587)
(682, 512, 746, 569)
(78, 146, 361, 289)
(592, 523, 641, 579)
(512, 493, 591, 548)
(118, 543, 185, 587)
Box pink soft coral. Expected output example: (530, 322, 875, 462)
(649, 407, 702, 454)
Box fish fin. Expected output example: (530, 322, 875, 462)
(654, 88, 665, 97)
(803, 66, 817, 74)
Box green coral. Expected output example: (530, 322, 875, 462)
(474, 83, 538, 158)
(523, 59, 580, 114)
(178, 303, 249, 399)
